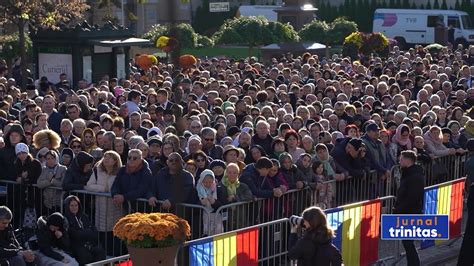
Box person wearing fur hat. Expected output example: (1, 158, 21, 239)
(35, 212, 78, 266)
(62, 151, 94, 191)
(0, 124, 26, 181)
(32, 129, 61, 153)
(37, 150, 67, 214)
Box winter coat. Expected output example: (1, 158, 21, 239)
(85, 167, 123, 232)
(330, 138, 366, 178)
(111, 160, 151, 201)
(147, 167, 195, 205)
(288, 229, 342, 266)
(240, 164, 275, 198)
(0, 225, 23, 259)
(280, 165, 304, 189)
(217, 182, 254, 204)
(37, 164, 67, 209)
(14, 157, 42, 185)
(0, 125, 26, 181)
(393, 164, 425, 214)
(36, 216, 71, 261)
(63, 196, 99, 248)
(62, 152, 94, 191)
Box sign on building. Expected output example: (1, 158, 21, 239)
(38, 50, 73, 84)
(209, 2, 230, 12)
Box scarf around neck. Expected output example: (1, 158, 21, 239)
(222, 174, 240, 197)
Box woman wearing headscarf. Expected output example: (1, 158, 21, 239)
(37, 150, 67, 214)
(424, 126, 457, 157)
(389, 124, 412, 165)
(459, 119, 474, 149)
(60, 148, 74, 168)
(196, 170, 223, 236)
(217, 163, 254, 230)
(63, 195, 105, 265)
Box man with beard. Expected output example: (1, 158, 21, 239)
(147, 152, 195, 211)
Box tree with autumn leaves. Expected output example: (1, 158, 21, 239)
(0, 0, 89, 88)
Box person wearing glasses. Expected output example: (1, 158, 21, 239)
(111, 149, 151, 211)
(147, 152, 195, 212)
(200, 127, 223, 160)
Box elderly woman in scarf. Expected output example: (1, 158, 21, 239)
(37, 150, 66, 213)
(217, 163, 254, 230)
(424, 126, 458, 157)
(197, 170, 223, 236)
(388, 124, 412, 164)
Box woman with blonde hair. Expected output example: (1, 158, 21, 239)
(288, 206, 342, 265)
(84, 150, 123, 255)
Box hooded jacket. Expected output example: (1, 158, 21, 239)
(36, 215, 71, 261)
(0, 225, 23, 259)
(63, 196, 98, 247)
(0, 124, 26, 180)
(62, 151, 94, 191)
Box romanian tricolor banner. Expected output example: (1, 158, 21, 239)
(325, 199, 381, 266)
(420, 178, 465, 249)
(189, 227, 259, 266)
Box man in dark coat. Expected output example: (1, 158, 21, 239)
(147, 152, 196, 210)
(0, 206, 36, 265)
(240, 157, 283, 199)
(393, 150, 425, 266)
(458, 139, 474, 265)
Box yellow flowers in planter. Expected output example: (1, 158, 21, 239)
(113, 213, 191, 248)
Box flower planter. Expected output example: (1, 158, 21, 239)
(127, 245, 180, 266)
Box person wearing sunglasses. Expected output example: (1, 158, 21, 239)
(111, 149, 151, 209)
(147, 152, 195, 212)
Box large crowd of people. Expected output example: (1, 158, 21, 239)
(0, 42, 473, 265)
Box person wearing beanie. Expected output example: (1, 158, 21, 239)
(209, 159, 226, 182)
(62, 151, 94, 191)
(36, 212, 78, 265)
(60, 148, 74, 168)
(0, 124, 26, 181)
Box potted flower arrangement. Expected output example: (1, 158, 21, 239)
(113, 213, 191, 266)
(343, 31, 390, 59)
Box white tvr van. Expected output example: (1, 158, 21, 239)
(373, 9, 474, 47)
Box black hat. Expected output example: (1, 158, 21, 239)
(76, 151, 94, 168)
(47, 212, 64, 227)
(348, 138, 363, 150)
(227, 126, 240, 137)
(365, 123, 380, 132)
(97, 103, 109, 113)
(9, 124, 25, 136)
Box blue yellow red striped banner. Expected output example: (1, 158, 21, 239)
(326, 199, 381, 266)
(189, 227, 258, 266)
(421, 178, 465, 249)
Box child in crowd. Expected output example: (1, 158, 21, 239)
(313, 161, 333, 209)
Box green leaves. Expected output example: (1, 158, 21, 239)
(212, 16, 299, 47)
(299, 17, 358, 46)
(0, 33, 32, 60)
(143, 23, 202, 49)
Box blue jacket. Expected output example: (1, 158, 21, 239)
(148, 167, 196, 205)
(111, 160, 151, 201)
(240, 164, 274, 198)
(330, 138, 366, 178)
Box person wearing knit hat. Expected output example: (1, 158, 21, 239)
(147, 127, 162, 139)
(62, 151, 94, 191)
(15, 143, 29, 155)
(209, 159, 226, 182)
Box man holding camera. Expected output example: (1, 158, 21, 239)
(394, 150, 425, 266)
(0, 206, 36, 266)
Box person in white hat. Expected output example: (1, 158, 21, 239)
(14, 143, 42, 185)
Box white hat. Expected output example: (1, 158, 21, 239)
(15, 143, 29, 155)
(147, 127, 162, 139)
